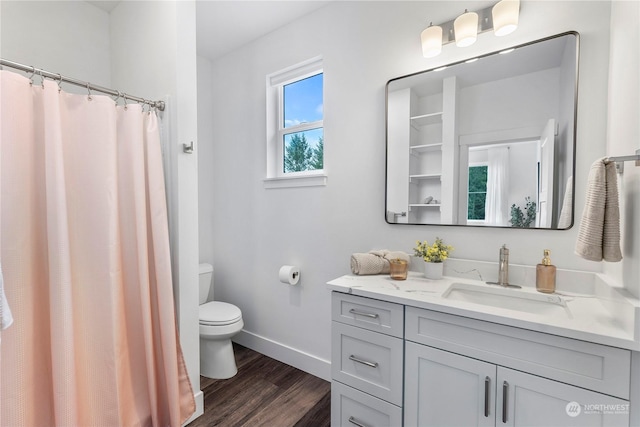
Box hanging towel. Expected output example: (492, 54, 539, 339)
(575, 159, 622, 262)
(350, 250, 411, 275)
(1, 263, 14, 331)
(557, 176, 573, 229)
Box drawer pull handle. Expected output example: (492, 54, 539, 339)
(484, 376, 490, 417)
(348, 416, 369, 427)
(349, 308, 379, 319)
(349, 355, 379, 368)
(502, 381, 509, 423)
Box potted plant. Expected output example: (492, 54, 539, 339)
(510, 196, 537, 228)
(413, 237, 454, 280)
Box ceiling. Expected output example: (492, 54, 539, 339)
(196, 1, 329, 60)
(87, 1, 120, 13)
(87, 1, 330, 61)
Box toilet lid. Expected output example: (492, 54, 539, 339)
(199, 301, 242, 326)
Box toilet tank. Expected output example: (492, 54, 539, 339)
(199, 263, 214, 305)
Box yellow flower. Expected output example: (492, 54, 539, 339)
(413, 237, 454, 263)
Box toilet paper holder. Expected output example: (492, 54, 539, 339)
(279, 265, 300, 285)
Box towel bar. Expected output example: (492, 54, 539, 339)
(605, 149, 640, 173)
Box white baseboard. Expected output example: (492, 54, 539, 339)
(233, 329, 331, 381)
(182, 390, 204, 426)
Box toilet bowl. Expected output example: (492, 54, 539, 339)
(198, 263, 243, 379)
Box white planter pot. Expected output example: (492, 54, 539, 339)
(423, 261, 443, 280)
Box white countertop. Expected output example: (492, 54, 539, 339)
(327, 269, 640, 351)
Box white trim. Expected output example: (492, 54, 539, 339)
(263, 173, 327, 189)
(268, 56, 323, 87)
(468, 161, 488, 167)
(466, 219, 486, 225)
(459, 126, 541, 146)
(233, 329, 331, 381)
(282, 120, 323, 134)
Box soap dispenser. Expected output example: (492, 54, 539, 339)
(536, 249, 556, 293)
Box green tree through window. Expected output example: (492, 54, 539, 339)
(284, 133, 312, 172)
(468, 165, 488, 220)
(310, 136, 323, 170)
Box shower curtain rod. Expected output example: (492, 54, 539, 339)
(0, 58, 165, 111)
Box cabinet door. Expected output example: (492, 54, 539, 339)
(497, 367, 630, 427)
(404, 342, 496, 427)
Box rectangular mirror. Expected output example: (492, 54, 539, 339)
(385, 32, 579, 229)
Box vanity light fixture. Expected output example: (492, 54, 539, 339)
(420, 0, 521, 58)
(454, 10, 479, 47)
(421, 23, 443, 58)
(493, 0, 520, 36)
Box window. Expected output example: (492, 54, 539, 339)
(266, 57, 325, 188)
(282, 74, 323, 173)
(467, 164, 488, 221)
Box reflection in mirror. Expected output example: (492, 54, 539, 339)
(385, 32, 578, 229)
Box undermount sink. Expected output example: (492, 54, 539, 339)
(442, 282, 572, 318)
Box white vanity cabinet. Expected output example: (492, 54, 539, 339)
(405, 343, 630, 427)
(331, 292, 404, 427)
(404, 307, 631, 427)
(330, 291, 633, 427)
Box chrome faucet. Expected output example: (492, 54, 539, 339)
(487, 244, 521, 288)
(498, 244, 509, 286)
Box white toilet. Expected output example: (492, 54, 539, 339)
(198, 263, 244, 379)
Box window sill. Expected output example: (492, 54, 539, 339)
(263, 174, 328, 189)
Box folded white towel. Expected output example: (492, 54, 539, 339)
(1, 263, 14, 331)
(575, 159, 622, 262)
(350, 250, 411, 275)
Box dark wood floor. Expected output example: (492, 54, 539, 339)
(187, 343, 331, 427)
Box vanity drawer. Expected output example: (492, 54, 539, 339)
(332, 322, 403, 405)
(405, 307, 631, 399)
(332, 292, 404, 338)
(331, 381, 402, 427)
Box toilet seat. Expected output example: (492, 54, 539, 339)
(199, 301, 242, 326)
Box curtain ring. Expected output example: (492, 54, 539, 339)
(123, 94, 128, 110)
(113, 90, 121, 106)
(56, 73, 63, 93)
(87, 83, 93, 101)
(27, 66, 36, 85)
(38, 69, 45, 89)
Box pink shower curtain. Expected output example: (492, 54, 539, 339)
(0, 70, 195, 426)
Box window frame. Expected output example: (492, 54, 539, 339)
(467, 162, 488, 224)
(265, 56, 326, 188)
